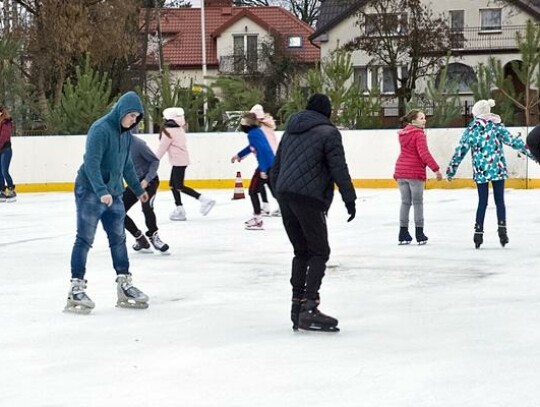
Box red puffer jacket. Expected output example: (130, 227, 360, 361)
(0, 118, 13, 151)
(393, 124, 440, 180)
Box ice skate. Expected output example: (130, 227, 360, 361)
(244, 215, 263, 230)
(170, 205, 187, 221)
(0, 188, 6, 203)
(261, 202, 271, 217)
(415, 227, 428, 245)
(474, 223, 484, 249)
(64, 278, 95, 314)
(271, 208, 281, 217)
(291, 298, 302, 331)
(116, 274, 149, 309)
(149, 231, 170, 253)
(5, 186, 16, 203)
(398, 227, 413, 245)
(497, 221, 508, 247)
(199, 195, 216, 216)
(132, 231, 151, 252)
(298, 300, 339, 332)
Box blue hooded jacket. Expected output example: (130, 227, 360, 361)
(75, 91, 145, 198)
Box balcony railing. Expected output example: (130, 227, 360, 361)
(450, 25, 527, 52)
(219, 55, 265, 75)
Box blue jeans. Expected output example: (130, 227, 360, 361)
(70, 183, 130, 279)
(476, 180, 505, 226)
(0, 147, 13, 189)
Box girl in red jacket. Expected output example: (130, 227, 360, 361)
(393, 109, 442, 244)
(0, 106, 15, 202)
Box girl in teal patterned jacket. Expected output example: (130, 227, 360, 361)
(446, 99, 532, 249)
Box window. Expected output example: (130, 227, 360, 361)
(382, 67, 395, 93)
(288, 36, 302, 48)
(354, 67, 369, 92)
(233, 34, 258, 72)
(365, 13, 407, 36)
(449, 10, 464, 32)
(480, 9, 501, 31)
(436, 63, 477, 93)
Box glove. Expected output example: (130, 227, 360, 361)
(345, 201, 356, 222)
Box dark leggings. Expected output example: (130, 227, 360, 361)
(123, 177, 159, 237)
(249, 169, 273, 215)
(476, 180, 505, 226)
(169, 166, 200, 206)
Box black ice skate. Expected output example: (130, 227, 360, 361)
(291, 298, 302, 331)
(497, 221, 509, 247)
(474, 224, 484, 249)
(133, 231, 151, 252)
(116, 274, 149, 309)
(148, 231, 170, 253)
(298, 300, 339, 332)
(415, 227, 428, 245)
(64, 278, 95, 314)
(398, 227, 413, 245)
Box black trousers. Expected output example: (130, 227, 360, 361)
(169, 166, 200, 205)
(279, 197, 330, 301)
(249, 168, 274, 215)
(527, 125, 540, 162)
(123, 177, 159, 237)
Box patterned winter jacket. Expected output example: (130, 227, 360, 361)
(446, 114, 531, 183)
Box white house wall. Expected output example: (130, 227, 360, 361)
(215, 18, 273, 58)
(9, 129, 540, 192)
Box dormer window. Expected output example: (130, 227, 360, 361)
(288, 36, 302, 48)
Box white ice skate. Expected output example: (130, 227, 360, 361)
(271, 208, 281, 217)
(116, 274, 149, 309)
(170, 205, 187, 221)
(64, 278, 95, 315)
(149, 231, 170, 254)
(244, 216, 264, 230)
(199, 195, 216, 216)
(261, 202, 271, 217)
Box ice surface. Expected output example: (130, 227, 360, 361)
(1, 188, 540, 407)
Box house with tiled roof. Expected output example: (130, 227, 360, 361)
(310, 0, 540, 120)
(145, 0, 320, 87)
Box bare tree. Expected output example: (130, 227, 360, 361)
(234, 0, 320, 26)
(345, 0, 452, 116)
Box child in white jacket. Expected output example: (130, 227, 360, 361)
(155, 107, 215, 221)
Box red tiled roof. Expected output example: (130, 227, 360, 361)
(145, 6, 319, 68)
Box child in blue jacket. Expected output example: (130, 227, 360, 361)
(231, 112, 275, 230)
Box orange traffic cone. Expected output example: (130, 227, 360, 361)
(232, 171, 246, 200)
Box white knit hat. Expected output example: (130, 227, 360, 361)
(250, 104, 265, 120)
(472, 99, 495, 116)
(163, 107, 185, 120)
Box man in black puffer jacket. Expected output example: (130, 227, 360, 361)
(270, 93, 356, 332)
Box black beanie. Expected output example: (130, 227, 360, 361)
(306, 93, 332, 118)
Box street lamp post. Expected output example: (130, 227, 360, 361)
(200, 0, 208, 130)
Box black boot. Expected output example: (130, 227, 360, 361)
(298, 299, 339, 332)
(474, 224, 483, 249)
(415, 227, 428, 245)
(398, 227, 413, 245)
(291, 298, 302, 331)
(497, 221, 508, 247)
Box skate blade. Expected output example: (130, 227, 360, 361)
(116, 300, 149, 309)
(244, 226, 264, 231)
(298, 324, 340, 333)
(134, 248, 153, 254)
(155, 250, 171, 256)
(63, 305, 92, 315)
(398, 241, 411, 245)
(417, 241, 427, 246)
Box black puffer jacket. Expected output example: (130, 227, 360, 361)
(270, 110, 356, 211)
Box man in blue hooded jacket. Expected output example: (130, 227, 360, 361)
(65, 91, 150, 314)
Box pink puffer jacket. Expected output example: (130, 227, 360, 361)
(393, 124, 439, 180)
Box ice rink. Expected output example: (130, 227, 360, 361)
(2, 188, 540, 407)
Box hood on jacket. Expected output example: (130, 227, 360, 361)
(285, 110, 334, 134)
(108, 91, 144, 131)
(398, 124, 423, 148)
(474, 113, 502, 125)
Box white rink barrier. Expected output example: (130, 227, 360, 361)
(9, 127, 540, 192)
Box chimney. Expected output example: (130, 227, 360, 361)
(204, 0, 233, 7)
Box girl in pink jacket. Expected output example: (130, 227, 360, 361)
(393, 109, 442, 245)
(155, 107, 215, 221)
